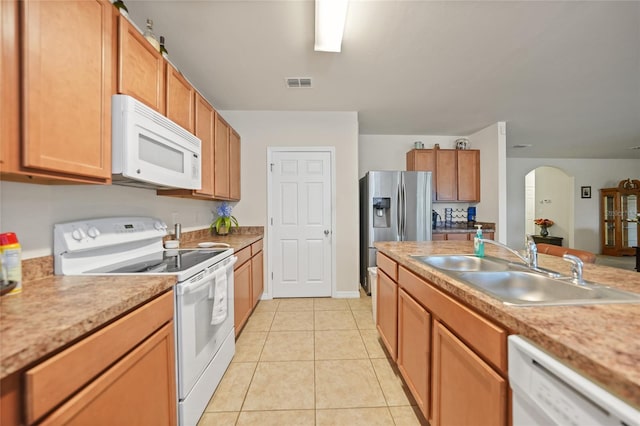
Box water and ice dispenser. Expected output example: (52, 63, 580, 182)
(372, 197, 390, 228)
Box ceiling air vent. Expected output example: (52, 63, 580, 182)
(286, 77, 313, 88)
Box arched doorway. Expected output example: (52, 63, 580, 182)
(525, 166, 575, 247)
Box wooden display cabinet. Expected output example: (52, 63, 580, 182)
(600, 179, 640, 256)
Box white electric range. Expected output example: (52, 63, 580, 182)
(54, 216, 236, 426)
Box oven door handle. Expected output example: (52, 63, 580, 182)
(177, 255, 237, 295)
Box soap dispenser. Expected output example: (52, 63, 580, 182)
(474, 224, 484, 257)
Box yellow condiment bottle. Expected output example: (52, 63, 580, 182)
(0, 232, 22, 294)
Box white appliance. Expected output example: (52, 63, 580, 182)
(54, 217, 236, 426)
(359, 171, 432, 294)
(508, 335, 640, 426)
(111, 94, 202, 190)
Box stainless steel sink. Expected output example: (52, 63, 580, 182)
(412, 255, 517, 272)
(412, 254, 640, 306)
(456, 271, 640, 306)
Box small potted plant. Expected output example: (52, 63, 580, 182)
(533, 218, 554, 237)
(210, 202, 238, 235)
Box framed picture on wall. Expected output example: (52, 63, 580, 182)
(581, 186, 591, 199)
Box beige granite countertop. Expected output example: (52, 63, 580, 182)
(0, 227, 264, 380)
(374, 240, 640, 410)
(0, 275, 176, 379)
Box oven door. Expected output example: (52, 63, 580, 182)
(174, 255, 236, 398)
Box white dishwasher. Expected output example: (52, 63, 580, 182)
(508, 336, 640, 426)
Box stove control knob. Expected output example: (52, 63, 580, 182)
(154, 221, 165, 231)
(87, 227, 101, 238)
(71, 228, 86, 241)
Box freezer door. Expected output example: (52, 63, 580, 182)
(402, 171, 432, 241)
(367, 171, 401, 244)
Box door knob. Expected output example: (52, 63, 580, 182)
(324, 229, 330, 236)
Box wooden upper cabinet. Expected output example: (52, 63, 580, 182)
(407, 148, 480, 202)
(194, 94, 214, 197)
(214, 113, 231, 199)
(17, 0, 112, 183)
(165, 63, 195, 133)
(457, 150, 480, 202)
(406, 149, 435, 173)
(0, 0, 19, 176)
(435, 150, 457, 201)
(118, 15, 165, 113)
(229, 129, 241, 200)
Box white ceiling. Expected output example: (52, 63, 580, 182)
(125, 0, 640, 159)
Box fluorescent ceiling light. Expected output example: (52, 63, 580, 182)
(314, 0, 349, 52)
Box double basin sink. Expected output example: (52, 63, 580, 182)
(411, 255, 640, 307)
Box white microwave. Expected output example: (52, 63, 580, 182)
(112, 94, 201, 190)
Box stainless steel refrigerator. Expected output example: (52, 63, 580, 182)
(359, 171, 432, 294)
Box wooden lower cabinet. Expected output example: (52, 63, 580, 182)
(234, 258, 252, 336)
(251, 250, 264, 307)
(376, 269, 398, 360)
(0, 291, 176, 426)
(431, 320, 507, 426)
(397, 288, 431, 420)
(234, 239, 265, 336)
(432, 231, 494, 241)
(40, 322, 176, 426)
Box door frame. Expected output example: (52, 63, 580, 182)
(266, 147, 337, 298)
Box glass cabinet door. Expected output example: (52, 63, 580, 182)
(603, 193, 615, 247)
(622, 194, 638, 248)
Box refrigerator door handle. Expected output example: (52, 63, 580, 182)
(396, 183, 402, 240)
(401, 178, 407, 240)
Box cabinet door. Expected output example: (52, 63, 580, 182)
(1, 0, 19, 175)
(432, 233, 446, 241)
(397, 288, 430, 420)
(118, 16, 165, 113)
(457, 150, 480, 202)
(40, 322, 176, 426)
(229, 129, 241, 201)
(432, 321, 507, 426)
(22, 0, 112, 182)
(435, 150, 457, 201)
(214, 113, 230, 199)
(165, 63, 195, 133)
(446, 233, 468, 241)
(406, 149, 435, 172)
(251, 250, 264, 308)
(234, 260, 252, 336)
(194, 94, 214, 197)
(376, 270, 398, 361)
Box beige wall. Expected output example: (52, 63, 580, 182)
(221, 110, 360, 297)
(468, 122, 506, 242)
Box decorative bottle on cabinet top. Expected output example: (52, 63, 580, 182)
(160, 36, 169, 58)
(143, 18, 160, 52)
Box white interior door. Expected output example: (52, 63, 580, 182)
(270, 150, 333, 298)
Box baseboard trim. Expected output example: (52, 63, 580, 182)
(333, 290, 361, 299)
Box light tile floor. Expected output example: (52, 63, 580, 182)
(198, 291, 428, 426)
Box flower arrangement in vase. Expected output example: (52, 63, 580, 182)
(533, 218, 554, 237)
(210, 202, 238, 235)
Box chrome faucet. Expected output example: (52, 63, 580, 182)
(563, 254, 585, 285)
(479, 235, 537, 268)
(479, 235, 560, 277)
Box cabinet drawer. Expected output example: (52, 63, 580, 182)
(376, 252, 397, 281)
(251, 239, 263, 255)
(235, 246, 251, 269)
(398, 267, 507, 373)
(25, 291, 174, 424)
